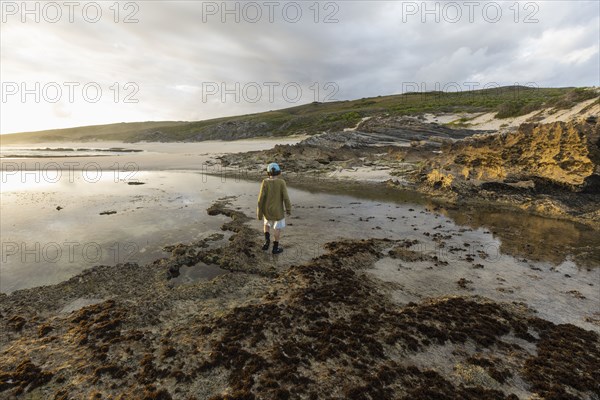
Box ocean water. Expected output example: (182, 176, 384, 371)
(0, 145, 144, 158)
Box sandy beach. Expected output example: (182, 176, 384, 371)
(0, 136, 308, 172)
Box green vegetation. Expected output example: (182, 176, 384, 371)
(2, 86, 597, 143)
(446, 116, 474, 128)
(546, 87, 599, 110)
(0, 121, 187, 144)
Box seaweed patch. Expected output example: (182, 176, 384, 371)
(0, 200, 597, 399)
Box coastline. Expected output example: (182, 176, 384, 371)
(1, 197, 598, 399)
(1, 125, 599, 398)
(209, 168, 600, 231)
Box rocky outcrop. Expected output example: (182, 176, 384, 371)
(215, 117, 599, 226)
(219, 118, 489, 173)
(360, 115, 494, 144)
(441, 120, 599, 189)
(415, 119, 600, 225)
(218, 130, 401, 174)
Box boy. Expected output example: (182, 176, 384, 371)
(257, 162, 291, 254)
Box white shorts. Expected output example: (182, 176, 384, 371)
(263, 217, 286, 230)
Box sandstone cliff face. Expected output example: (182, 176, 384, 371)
(413, 118, 600, 226)
(435, 119, 599, 190)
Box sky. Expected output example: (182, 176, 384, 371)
(0, 0, 599, 134)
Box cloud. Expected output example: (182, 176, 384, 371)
(1, 0, 599, 134)
(520, 23, 600, 66)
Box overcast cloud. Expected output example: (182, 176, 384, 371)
(1, 0, 598, 133)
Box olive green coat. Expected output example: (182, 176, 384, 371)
(257, 178, 291, 221)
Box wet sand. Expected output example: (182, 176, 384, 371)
(0, 137, 307, 172)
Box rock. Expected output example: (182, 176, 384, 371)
(38, 324, 54, 337)
(0, 359, 53, 394)
(7, 315, 26, 331)
(415, 120, 600, 226)
(442, 121, 599, 187)
(359, 115, 493, 143)
(582, 174, 600, 194)
(99, 211, 117, 215)
(457, 278, 473, 289)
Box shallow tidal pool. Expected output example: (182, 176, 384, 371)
(1, 169, 598, 332)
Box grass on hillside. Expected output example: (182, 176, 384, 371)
(2, 86, 597, 143)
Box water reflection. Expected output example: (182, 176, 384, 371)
(1, 169, 598, 294)
(168, 262, 228, 287)
(445, 206, 599, 268)
(281, 178, 600, 268)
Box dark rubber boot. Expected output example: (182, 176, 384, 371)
(272, 241, 283, 254)
(262, 232, 270, 251)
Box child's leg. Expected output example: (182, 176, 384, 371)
(262, 221, 271, 250)
(272, 228, 283, 254)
